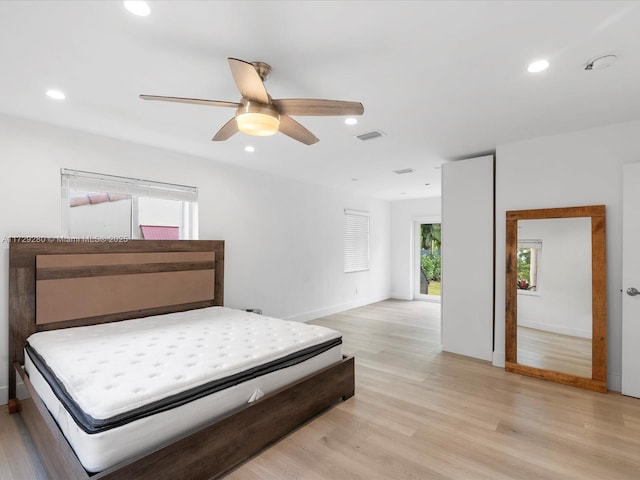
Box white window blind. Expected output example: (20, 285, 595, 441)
(344, 209, 370, 273)
(518, 239, 542, 250)
(61, 169, 198, 202)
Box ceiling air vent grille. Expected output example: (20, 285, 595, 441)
(356, 130, 385, 141)
(392, 168, 415, 175)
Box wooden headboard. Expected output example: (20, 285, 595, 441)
(8, 238, 224, 400)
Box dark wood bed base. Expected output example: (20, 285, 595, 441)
(8, 239, 355, 479)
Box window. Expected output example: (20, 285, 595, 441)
(517, 239, 542, 293)
(344, 209, 369, 273)
(61, 169, 198, 239)
(418, 223, 442, 297)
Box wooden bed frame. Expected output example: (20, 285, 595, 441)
(8, 238, 355, 479)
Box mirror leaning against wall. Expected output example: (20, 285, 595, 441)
(505, 205, 607, 393)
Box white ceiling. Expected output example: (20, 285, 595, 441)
(1, 1, 640, 200)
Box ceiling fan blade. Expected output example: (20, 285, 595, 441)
(272, 99, 364, 116)
(227, 58, 270, 104)
(212, 117, 239, 141)
(140, 95, 240, 108)
(278, 116, 319, 145)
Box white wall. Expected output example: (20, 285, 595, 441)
(68, 198, 132, 238)
(0, 114, 391, 404)
(517, 218, 592, 338)
(441, 155, 494, 362)
(494, 119, 640, 391)
(138, 197, 181, 228)
(389, 197, 441, 300)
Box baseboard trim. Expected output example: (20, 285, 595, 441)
(285, 294, 391, 323)
(609, 373, 621, 392)
(492, 350, 506, 368)
(518, 320, 591, 339)
(0, 380, 28, 406)
(390, 292, 412, 301)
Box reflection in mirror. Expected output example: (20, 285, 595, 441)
(505, 205, 607, 393)
(516, 217, 592, 378)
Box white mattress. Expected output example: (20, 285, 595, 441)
(25, 307, 342, 472)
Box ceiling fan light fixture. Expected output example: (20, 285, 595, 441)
(236, 102, 280, 136)
(141, 57, 363, 144)
(237, 113, 279, 136)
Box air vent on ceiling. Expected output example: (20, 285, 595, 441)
(356, 130, 385, 141)
(392, 168, 415, 175)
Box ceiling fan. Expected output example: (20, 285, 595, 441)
(140, 57, 364, 145)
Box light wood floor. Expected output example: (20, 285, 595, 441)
(518, 326, 592, 378)
(3, 300, 640, 479)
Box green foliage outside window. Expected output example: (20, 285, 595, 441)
(420, 224, 441, 252)
(517, 248, 531, 288)
(421, 252, 441, 281)
(420, 224, 442, 282)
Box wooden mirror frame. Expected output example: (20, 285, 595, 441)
(505, 205, 607, 393)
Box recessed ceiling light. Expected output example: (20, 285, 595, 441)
(527, 59, 549, 73)
(45, 89, 65, 100)
(244, 146, 255, 153)
(344, 118, 358, 126)
(124, 1, 151, 17)
(351, 178, 359, 181)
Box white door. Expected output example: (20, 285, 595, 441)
(622, 162, 640, 397)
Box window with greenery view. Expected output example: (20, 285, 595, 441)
(420, 223, 441, 296)
(517, 240, 541, 292)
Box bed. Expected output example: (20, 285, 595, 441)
(8, 238, 355, 479)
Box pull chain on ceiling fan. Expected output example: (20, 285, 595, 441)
(140, 58, 364, 145)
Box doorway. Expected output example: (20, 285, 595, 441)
(414, 218, 441, 302)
